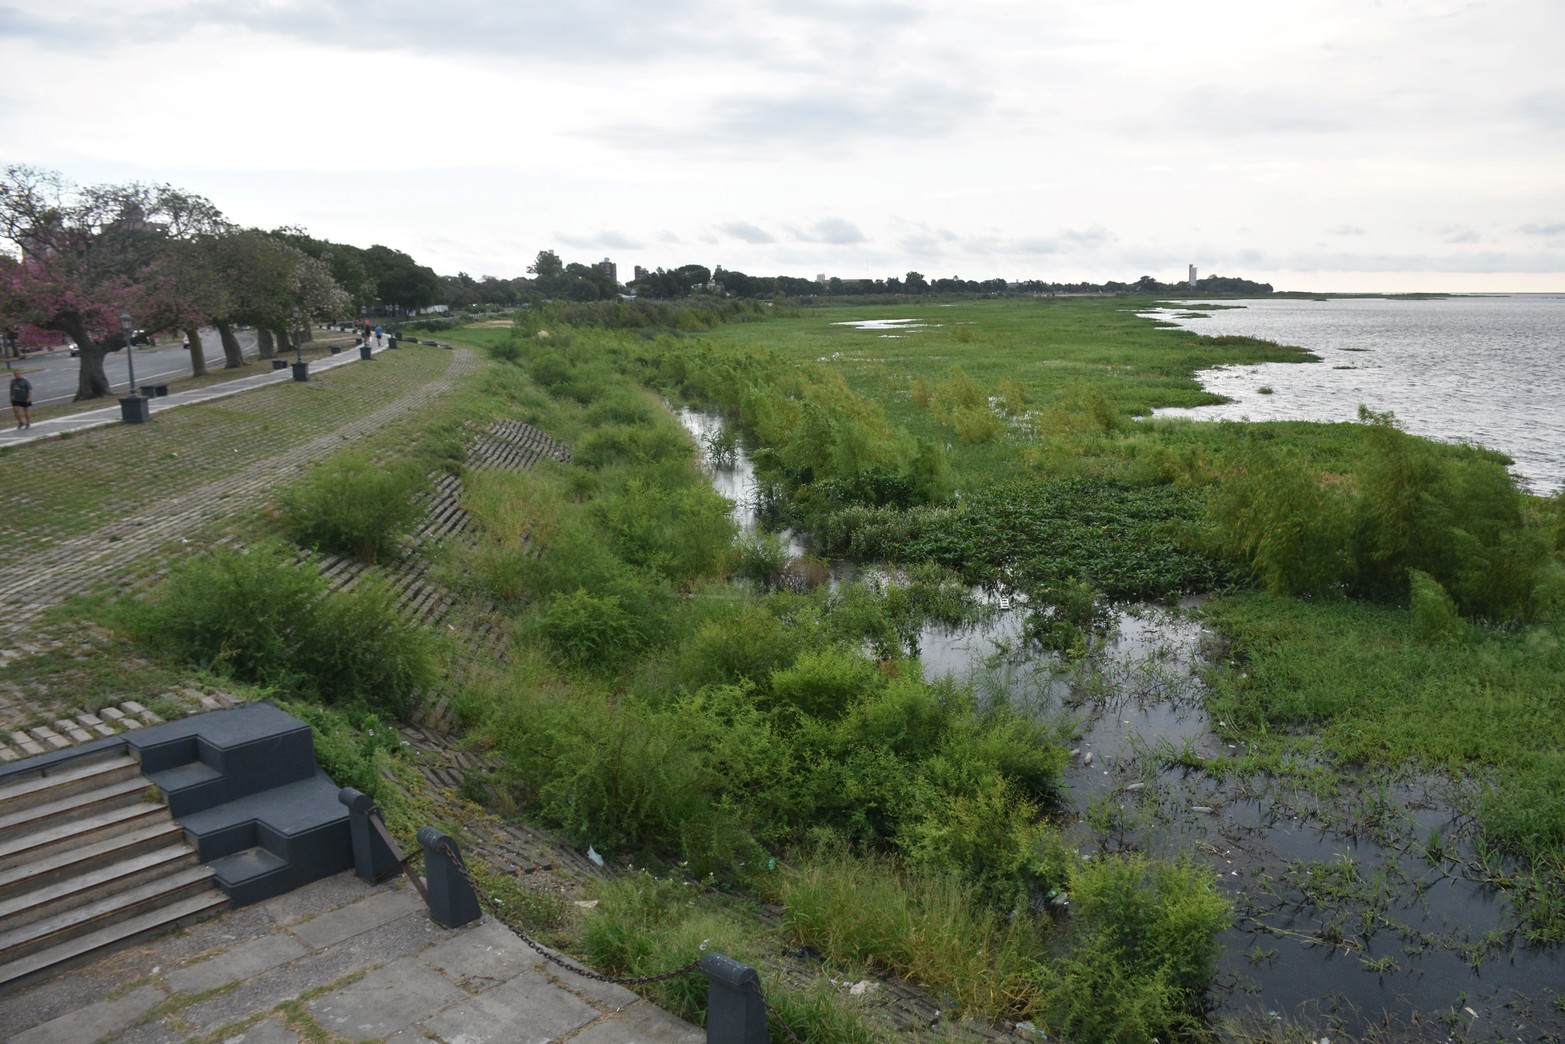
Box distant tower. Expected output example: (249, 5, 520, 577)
(1188, 264, 1197, 289)
(598, 257, 618, 285)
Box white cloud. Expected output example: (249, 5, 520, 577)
(0, 0, 1560, 291)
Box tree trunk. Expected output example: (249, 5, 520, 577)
(62, 317, 117, 401)
(257, 328, 275, 360)
(215, 320, 246, 368)
(185, 325, 207, 378)
(72, 344, 117, 400)
(273, 327, 292, 358)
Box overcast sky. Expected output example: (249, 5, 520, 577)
(3, 0, 1562, 292)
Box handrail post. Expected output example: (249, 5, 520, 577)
(701, 952, 769, 1043)
(417, 827, 482, 928)
(338, 787, 401, 884)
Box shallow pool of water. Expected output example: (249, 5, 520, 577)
(677, 407, 1565, 1039)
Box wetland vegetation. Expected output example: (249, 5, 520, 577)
(78, 294, 1565, 1040)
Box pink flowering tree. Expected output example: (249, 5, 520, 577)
(0, 165, 238, 398)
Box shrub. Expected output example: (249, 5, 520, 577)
(125, 541, 321, 688)
(304, 577, 439, 716)
(899, 775, 1061, 911)
(281, 449, 425, 563)
(1409, 568, 1464, 641)
(1056, 851, 1230, 1008)
(125, 543, 437, 718)
(768, 646, 881, 720)
(534, 588, 647, 668)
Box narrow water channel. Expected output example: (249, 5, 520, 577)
(676, 407, 1565, 1040)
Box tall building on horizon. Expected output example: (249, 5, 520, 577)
(1188, 264, 1197, 288)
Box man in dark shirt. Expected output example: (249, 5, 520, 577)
(9, 372, 32, 429)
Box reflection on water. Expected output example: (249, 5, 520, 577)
(676, 406, 1564, 1038)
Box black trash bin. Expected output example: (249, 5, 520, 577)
(272, 359, 289, 370)
(119, 395, 150, 423)
(359, 343, 373, 360)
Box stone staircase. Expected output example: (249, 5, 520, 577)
(0, 703, 356, 993)
(0, 748, 226, 992)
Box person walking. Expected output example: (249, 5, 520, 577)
(9, 371, 32, 429)
(374, 324, 383, 347)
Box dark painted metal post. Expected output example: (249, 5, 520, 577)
(417, 826, 482, 928)
(338, 788, 401, 884)
(701, 952, 769, 1043)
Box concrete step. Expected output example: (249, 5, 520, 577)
(0, 775, 150, 845)
(0, 888, 228, 993)
(0, 844, 200, 931)
(0, 800, 171, 873)
(0, 863, 218, 967)
(0, 818, 185, 902)
(0, 750, 140, 819)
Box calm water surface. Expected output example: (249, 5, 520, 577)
(1148, 294, 1565, 494)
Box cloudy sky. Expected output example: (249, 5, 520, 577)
(3, 0, 1562, 292)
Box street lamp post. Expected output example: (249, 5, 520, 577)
(118, 311, 150, 423)
(290, 305, 309, 382)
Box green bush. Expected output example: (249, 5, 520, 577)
(1409, 568, 1464, 642)
(125, 541, 321, 688)
(534, 588, 647, 669)
(304, 577, 439, 716)
(281, 449, 425, 563)
(125, 543, 437, 718)
(767, 646, 880, 720)
(1068, 852, 1229, 995)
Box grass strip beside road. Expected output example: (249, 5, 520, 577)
(0, 345, 459, 555)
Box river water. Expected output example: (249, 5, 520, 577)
(1146, 294, 1565, 495)
(676, 403, 1565, 1040)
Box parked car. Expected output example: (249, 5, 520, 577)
(130, 329, 157, 346)
(67, 341, 79, 356)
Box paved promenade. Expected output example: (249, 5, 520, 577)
(1, 342, 378, 449)
(1, 872, 703, 1043)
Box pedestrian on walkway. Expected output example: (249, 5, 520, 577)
(374, 324, 383, 347)
(9, 371, 32, 429)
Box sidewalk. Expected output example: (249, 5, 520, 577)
(1, 343, 389, 449)
(1, 871, 704, 1044)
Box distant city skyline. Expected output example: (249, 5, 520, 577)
(2, 0, 1560, 293)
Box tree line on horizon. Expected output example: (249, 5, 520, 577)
(439, 251, 1274, 309)
(2, 164, 1271, 399)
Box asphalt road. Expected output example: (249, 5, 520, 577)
(7, 328, 259, 407)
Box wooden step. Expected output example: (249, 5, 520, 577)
(0, 751, 139, 818)
(0, 888, 228, 992)
(0, 844, 199, 931)
(0, 864, 217, 966)
(0, 775, 151, 843)
(0, 818, 185, 901)
(0, 800, 171, 873)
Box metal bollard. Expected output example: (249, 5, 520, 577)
(417, 827, 482, 928)
(338, 788, 401, 884)
(701, 952, 769, 1043)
